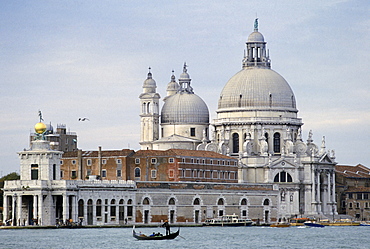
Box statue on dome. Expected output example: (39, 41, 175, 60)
(254, 18, 258, 30)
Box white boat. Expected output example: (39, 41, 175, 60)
(203, 214, 253, 226)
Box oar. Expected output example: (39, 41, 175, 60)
(178, 235, 186, 240)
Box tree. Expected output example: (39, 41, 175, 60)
(0, 172, 20, 208)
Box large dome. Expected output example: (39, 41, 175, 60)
(161, 93, 209, 124)
(218, 67, 297, 112)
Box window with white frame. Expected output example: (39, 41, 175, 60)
(117, 169, 122, 177)
(169, 169, 174, 178)
(151, 158, 157, 164)
(169, 158, 174, 163)
(72, 160, 76, 165)
(135, 158, 140, 164)
(87, 159, 92, 166)
(116, 159, 122, 164)
(102, 159, 106, 164)
(151, 169, 157, 178)
(60, 160, 63, 165)
(101, 170, 107, 177)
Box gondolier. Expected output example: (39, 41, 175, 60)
(161, 220, 170, 235)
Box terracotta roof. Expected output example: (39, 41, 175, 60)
(335, 164, 370, 178)
(135, 149, 236, 160)
(63, 149, 134, 158)
(345, 186, 370, 193)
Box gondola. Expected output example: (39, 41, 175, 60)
(132, 226, 180, 240)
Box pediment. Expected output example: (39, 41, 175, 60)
(319, 153, 335, 164)
(270, 159, 296, 169)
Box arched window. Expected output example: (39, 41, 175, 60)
(96, 199, 102, 217)
(193, 198, 200, 205)
(147, 102, 151, 114)
(142, 103, 146, 114)
(273, 133, 281, 153)
(78, 199, 84, 217)
(111, 199, 116, 217)
(143, 197, 150, 205)
(217, 198, 224, 206)
(135, 168, 141, 178)
(127, 199, 133, 217)
(274, 171, 293, 182)
(232, 133, 239, 153)
(119, 199, 124, 222)
(241, 198, 247, 205)
(169, 198, 176, 205)
(263, 199, 270, 206)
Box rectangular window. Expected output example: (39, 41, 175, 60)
(117, 170, 122, 177)
(116, 159, 122, 164)
(87, 159, 92, 166)
(31, 169, 38, 180)
(364, 193, 369, 200)
(135, 158, 140, 164)
(356, 202, 360, 209)
(190, 128, 196, 136)
(102, 170, 107, 178)
(366, 202, 369, 208)
(151, 169, 157, 178)
(348, 193, 353, 199)
(60, 160, 63, 165)
(357, 193, 363, 200)
(169, 158, 174, 163)
(151, 158, 157, 164)
(60, 170, 64, 178)
(349, 202, 353, 209)
(191, 158, 194, 163)
(87, 169, 92, 176)
(102, 159, 107, 164)
(169, 169, 174, 178)
(71, 170, 77, 179)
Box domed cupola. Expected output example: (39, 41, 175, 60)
(164, 70, 180, 100)
(161, 63, 209, 124)
(142, 67, 157, 93)
(218, 19, 297, 114)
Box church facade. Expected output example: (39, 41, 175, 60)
(138, 19, 337, 218)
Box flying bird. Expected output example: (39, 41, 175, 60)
(78, 118, 89, 121)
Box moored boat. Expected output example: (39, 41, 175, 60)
(203, 214, 253, 226)
(270, 223, 291, 227)
(132, 226, 180, 240)
(304, 221, 325, 228)
(290, 218, 311, 226)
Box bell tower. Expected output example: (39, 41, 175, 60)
(139, 68, 161, 150)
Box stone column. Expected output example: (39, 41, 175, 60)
(62, 194, 68, 224)
(38, 194, 44, 226)
(33, 195, 38, 223)
(332, 170, 336, 214)
(317, 170, 322, 213)
(12, 195, 17, 226)
(3, 194, 8, 222)
(17, 195, 22, 226)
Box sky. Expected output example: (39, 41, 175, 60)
(0, 0, 369, 176)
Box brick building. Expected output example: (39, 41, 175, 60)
(336, 164, 370, 221)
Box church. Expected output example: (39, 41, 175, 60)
(2, 20, 337, 227)
(138, 19, 337, 218)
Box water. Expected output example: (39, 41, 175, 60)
(0, 226, 369, 249)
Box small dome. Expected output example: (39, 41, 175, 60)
(143, 72, 156, 88)
(218, 68, 297, 111)
(161, 93, 209, 124)
(248, 31, 265, 42)
(167, 74, 179, 92)
(34, 122, 47, 134)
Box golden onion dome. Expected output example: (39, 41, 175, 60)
(34, 122, 47, 134)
